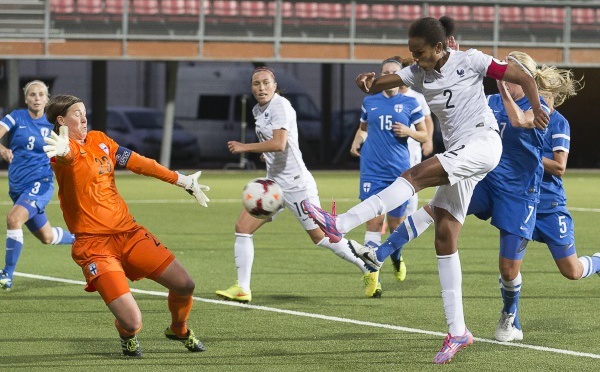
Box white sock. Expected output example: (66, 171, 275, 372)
(318, 237, 369, 274)
(338, 177, 415, 233)
(437, 251, 467, 336)
(234, 233, 254, 292)
(364, 231, 382, 246)
(406, 193, 419, 216)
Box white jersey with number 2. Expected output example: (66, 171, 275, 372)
(398, 49, 499, 149)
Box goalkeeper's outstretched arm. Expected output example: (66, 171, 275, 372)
(118, 148, 210, 207)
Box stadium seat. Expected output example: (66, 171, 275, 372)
(213, 0, 239, 16)
(294, 2, 319, 18)
(472, 6, 495, 23)
(50, 0, 75, 13)
(187, 0, 211, 15)
(240, 1, 267, 17)
(267, 1, 293, 18)
(76, 0, 103, 14)
(428, 5, 471, 22)
(345, 4, 370, 20)
(105, 0, 125, 14)
(572, 8, 596, 24)
(132, 0, 159, 15)
(398, 5, 422, 21)
(161, 0, 186, 15)
(371, 4, 396, 21)
(499, 6, 523, 23)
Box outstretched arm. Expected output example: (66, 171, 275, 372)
(124, 151, 210, 207)
(355, 72, 407, 94)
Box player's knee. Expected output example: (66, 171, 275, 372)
(559, 266, 581, 280)
(175, 276, 195, 296)
(6, 213, 24, 229)
(38, 233, 54, 245)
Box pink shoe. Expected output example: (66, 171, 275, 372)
(433, 329, 473, 364)
(301, 199, 342, 243)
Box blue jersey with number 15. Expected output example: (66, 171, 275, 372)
(359, 92, 424, 182)
(0, 109, 54, 194)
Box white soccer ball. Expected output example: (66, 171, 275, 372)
(242, 178, 284, 219)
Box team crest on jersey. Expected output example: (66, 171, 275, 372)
(394, 104, 404, 113)
(99, 143, 109, 155)
(362, 182, 371, 193)
(88, 262, 98, 276)
(457, 69, 465, 77)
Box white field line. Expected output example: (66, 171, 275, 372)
(14, 271, 600, 360)
(3, 198, 600, 213)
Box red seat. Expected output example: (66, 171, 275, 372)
(318, 3, 344, 19)
(572, 8, 596, 24)
(294, 2, 318, 18)
(429, 5, 470, 22)
(213, 0, 238, 17)
(132, 0, 159, 15)
(77, 0, 103, 14)
(523, 7, 564, 25)
(499, 7, 523, 23)
(240, 1, 266, 17)
(398, 5, 421, 21)
(472, 6, 495, 23)
(161, 0, 186, 15)
(105, 0, 125, 14)
(371, 5, 396, 21)
(187, 0, 210, 16)
(345, 4, 370, 20)
(267, 1, 293, 18)
(50, 0, 75, 13)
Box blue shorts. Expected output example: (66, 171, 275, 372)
(359, 178, 408, 218)
(532, 209, 576, 260)
(467, 179, 537, 239)
(9, 180, 54, 232)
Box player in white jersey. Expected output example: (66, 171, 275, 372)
(216, 67, 374, 303)
(302, 16, 549, 364)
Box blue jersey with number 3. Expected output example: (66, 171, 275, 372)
(359, 92, 424, 182)
(0, 109, 54, 194)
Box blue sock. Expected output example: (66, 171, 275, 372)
(500, 273, 522, 329)
(579, 254, 600, 278)
(51, 227, 75, 245)
(5, 229, 24, 278)
(377, 207, 433, 262)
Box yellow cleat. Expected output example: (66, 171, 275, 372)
(362, 271, 380, 298)
(216, 283, 252, 303)
(392, 256, 407, 282)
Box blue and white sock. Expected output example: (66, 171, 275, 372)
(5, 229, 24, 278)
(500, 272, 522, 329)
(578, 254, 600, 278)
(51, 227, 75, 245)
(379, 207, 434, 263)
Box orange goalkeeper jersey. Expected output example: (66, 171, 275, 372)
(51, 131, 178, 234)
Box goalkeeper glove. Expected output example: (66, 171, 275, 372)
(43, 126, 71, 158)
(176, 171, 210, 207)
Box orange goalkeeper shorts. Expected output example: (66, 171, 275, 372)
(72, 225, 175, 290)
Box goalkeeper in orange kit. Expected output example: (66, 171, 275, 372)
(43, 94, 210, 357)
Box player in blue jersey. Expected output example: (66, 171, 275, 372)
(349, 56, 427, 287)
(0, 80, 74, 291)
(532, 83, 600, 280)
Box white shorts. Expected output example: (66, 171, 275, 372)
(271, 172, 321, 231)
(431, 129, 502, 224)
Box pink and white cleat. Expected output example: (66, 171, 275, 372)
(433, 329, 473, 364)
(300, 199, 342, 243)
